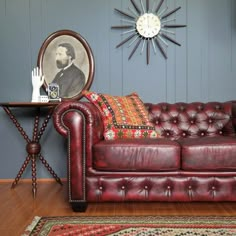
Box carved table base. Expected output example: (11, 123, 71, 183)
(0, 102, 62, 198)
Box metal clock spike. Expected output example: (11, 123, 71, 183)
(146, 40, 150, 64)
(161, 18, 176, 24)
(155, 0, 165, 13)
(161, 6, 181, 19)
(130, 0, 141, 14)
(121, 19, 136, 24)
(151, 38, 157, 54)
(163, 24, 187, 28)
(146, 0, 149, 13)
(141, 40, 146, 54)
(128, 7, 139, 18)
(158, 34, 169, 46)
(155, 38, 167, 59)
(160, 28, 175, 35)
(111, 25, 134, 29)
(161, 33, 181, 46)
(114, 8, 135, 20)
(128, 38, 142, 60)
(116, 34, 136, 48)
(128, 35, 140, 47)
(121, 29, 136, 35)
(158, 7, 168, 17)
(140, 0, 145, 13)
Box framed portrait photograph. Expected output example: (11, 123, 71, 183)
(37, 29, 95, 100)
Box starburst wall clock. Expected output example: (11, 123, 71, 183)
(111, 0, 187, 64)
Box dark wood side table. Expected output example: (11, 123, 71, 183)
(0, 102, 62, 197)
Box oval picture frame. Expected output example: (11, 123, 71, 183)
(37, 29, 95, 101)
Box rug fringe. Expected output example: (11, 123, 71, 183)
(22, 216, 41, 236)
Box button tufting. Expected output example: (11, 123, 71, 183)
(198, 105, 203, 111)
(162, 105, 167, 111)
(172, 118, 178, 124)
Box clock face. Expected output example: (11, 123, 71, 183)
(136, 13, 161, 38)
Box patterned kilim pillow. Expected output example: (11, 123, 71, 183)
(83, 91, 159, 140)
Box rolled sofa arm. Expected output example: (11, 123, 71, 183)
(53, 101, 103, 139)
(53, 101, 104, 211)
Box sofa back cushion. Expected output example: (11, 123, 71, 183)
(145, 102, 235, 140)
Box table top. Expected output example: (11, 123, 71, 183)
(0, 102, 60, 108)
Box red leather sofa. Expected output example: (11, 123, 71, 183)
(53, 100, 236, 212)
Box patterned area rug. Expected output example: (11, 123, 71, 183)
(23, 215, 236, 236)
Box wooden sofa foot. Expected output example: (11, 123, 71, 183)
(71, 202, 88, 212)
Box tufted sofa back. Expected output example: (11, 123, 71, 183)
(145, 102, 235, 140)
(231, 101, 236, 129)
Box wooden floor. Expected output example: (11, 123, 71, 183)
(1, 180, 236, 236)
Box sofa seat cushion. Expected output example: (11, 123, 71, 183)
(180, 136, 236, 171)
(93, 139, 180, 171)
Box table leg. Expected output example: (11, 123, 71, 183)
(11, 155, 31, 189)
(34, 108, 62, 186)
(2, 105, 62, 197)
(39, 155, 63, 185)
(31, 155, 37, 198)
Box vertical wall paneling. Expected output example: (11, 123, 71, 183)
(0, 0, 32, 101)
(0, 0, 35, 178)
(166, 0, 177, 103)
(29, 0, 44, 68)
(0, 0, 6, 28)
(187, 0, 209, 102)
(0, 1, 6, 83)
(0, 0, 236, 178)
(175, 0, 187, 102)
(109, 0, 123, 95)
(89, 0, 111, 94)
(231, 0, 235, 72)
(207, 0, 233, 101)
(231, 0, 236, 93)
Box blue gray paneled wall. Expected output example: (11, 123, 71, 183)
(0, 0, 236, 179)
